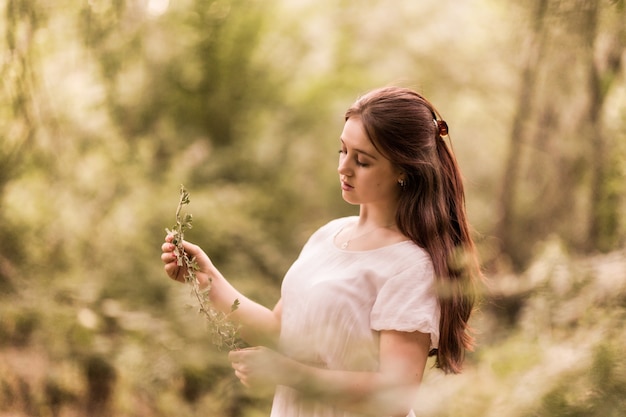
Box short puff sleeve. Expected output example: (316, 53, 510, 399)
(370, 257, 440, 349)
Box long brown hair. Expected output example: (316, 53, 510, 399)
(345, 86, 480, 374)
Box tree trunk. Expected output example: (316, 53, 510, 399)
(587, 0, 625, 251)
(496, 0, 549, 269)
(496, 0, 626, 269)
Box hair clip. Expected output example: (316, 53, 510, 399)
(435, 119, 449, 137)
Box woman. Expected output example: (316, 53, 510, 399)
(161, 86, 481, 417)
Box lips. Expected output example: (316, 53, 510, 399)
(341, 180, 354, 191)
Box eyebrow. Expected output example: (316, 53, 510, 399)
(340, 139, 378, 160)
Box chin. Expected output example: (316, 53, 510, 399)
(341, 194, 360, 205)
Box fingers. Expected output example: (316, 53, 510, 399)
(230, 349, 250, 386)
(231, 363, 253, 388)
(161, 237, 211, 285)
(161, 239, 183, 282)
(161, 240, 175, 252)
(234, 370, 251, 388)
(161, 253, 177, 265)
(228, 349, 242, 363)
(161, 243, 176, 261)
(161, 242, 179, 268)
(230, 353, 247, 386)
(181, 240, 202, 258)
(163, 238, 199, 260)
(228, 347, 260, 363)
(229, 348, 273, 388)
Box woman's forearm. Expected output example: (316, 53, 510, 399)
(206, 268, 280, 347)
(164, 238, 280, 347)
(282, 360, 418, 417)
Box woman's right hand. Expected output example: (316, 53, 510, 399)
(161, 234, 213, 289)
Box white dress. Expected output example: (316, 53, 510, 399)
(270, 217, 440, 417)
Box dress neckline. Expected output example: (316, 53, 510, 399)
(331, 218, 413, 253)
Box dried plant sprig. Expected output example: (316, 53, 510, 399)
(166, 185, 243, 350)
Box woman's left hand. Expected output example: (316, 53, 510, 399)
(229, 346, 293, 388)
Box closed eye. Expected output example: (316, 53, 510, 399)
(338, 150, 369, 167)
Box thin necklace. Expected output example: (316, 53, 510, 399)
(340, 224, 394, 249)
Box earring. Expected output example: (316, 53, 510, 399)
(398, 179, 405, 187)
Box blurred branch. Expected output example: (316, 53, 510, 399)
(0, 0, 41, 193)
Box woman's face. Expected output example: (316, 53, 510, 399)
(337, 117, 403, 207)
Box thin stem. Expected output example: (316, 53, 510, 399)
(167, 185, 242, 350)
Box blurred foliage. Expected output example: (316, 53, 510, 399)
(414, 242, 626, 417)
(0, 0, 625, 416)
(495, 0, 626, 268)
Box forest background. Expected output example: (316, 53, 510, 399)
(1, 0, 625, 416)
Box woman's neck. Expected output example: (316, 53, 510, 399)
(357, 203, 398, 229)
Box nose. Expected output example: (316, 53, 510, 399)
(337, 154, 352, 177)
